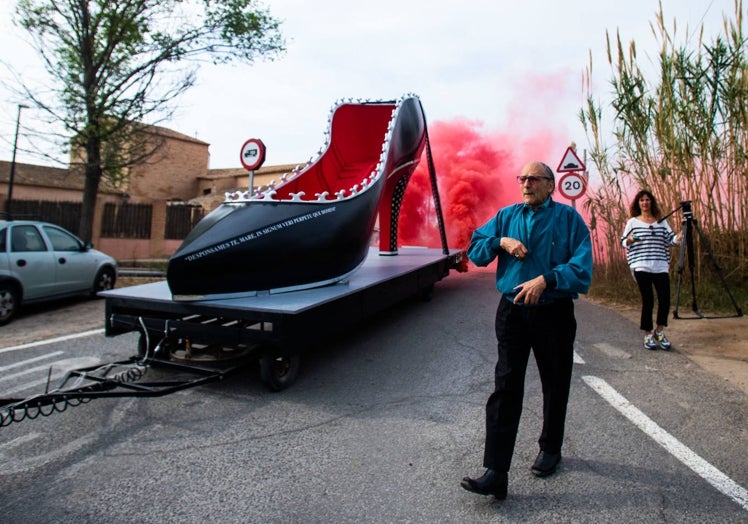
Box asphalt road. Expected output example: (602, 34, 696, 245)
(0, 269, 746, 523)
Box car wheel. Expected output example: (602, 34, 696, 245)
(0, 285, 19, 326)
(92, 266, 117, 295)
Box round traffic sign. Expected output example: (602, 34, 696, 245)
(240, 138, 266, 171)
(558, 171, 587, 200)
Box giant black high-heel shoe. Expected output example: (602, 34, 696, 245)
(166, 94, 427, 300)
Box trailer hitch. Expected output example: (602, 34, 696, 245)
(0, 351, 251, 428)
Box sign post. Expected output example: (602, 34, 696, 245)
(240, 138, 267, 194)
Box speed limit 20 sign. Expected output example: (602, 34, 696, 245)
(558, 172, 587, 200)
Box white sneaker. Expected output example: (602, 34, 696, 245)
(655, 331, 671, 350)
(644, 334, 658, 350)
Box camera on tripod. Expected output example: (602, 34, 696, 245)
(680, 200, 693, 218)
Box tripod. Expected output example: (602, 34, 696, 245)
(660, 201, 743, 319)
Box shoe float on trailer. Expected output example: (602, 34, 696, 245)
(0, 94, 466, 427)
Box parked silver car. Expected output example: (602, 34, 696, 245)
(0, 220, 117, 325)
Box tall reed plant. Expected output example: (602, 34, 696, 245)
(581, 0, 747, 313)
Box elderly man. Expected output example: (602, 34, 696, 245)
(461, 160, 593, 500)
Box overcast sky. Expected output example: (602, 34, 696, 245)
(0, 0, 734, 171)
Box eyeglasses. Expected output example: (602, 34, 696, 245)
(516, 175, 552, 184)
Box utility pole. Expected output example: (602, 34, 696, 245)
(6, 104, 29, 217)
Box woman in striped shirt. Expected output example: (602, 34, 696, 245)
(621, 189, 682, 350)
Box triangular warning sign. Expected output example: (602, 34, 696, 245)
(557, 147, 586, 172)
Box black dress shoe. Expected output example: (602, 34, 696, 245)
(531, 451, 561, 477)
(460, 469, 508, 499)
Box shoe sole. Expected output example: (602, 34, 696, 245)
(460, 479, 507, 500)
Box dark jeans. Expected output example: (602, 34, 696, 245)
(633, 271, 670, 331)
(483, 297, 576, 472)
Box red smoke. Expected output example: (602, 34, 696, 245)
(398, 118, 568, 251)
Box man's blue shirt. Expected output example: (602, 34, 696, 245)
(467, 197, 593, 302)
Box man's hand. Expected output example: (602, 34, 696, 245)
(514, 275, 547, 305)
(501, 237, 528, 260)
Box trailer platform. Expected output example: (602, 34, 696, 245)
(102, 247, 465, 390)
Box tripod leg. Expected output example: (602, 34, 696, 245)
(673, 216, 702, 318)
(673, 219, 687, 319)
(684, 219, 703, 318)
(692, 220, 744, 317)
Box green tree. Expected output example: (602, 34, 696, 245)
(9, 0, 285, 242)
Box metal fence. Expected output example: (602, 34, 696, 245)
(101, 202, 152, 238)
(3, 200, 81, 233)
(165, 204, 205, 239)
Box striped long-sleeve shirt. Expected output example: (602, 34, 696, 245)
(621, 217, 679, 273)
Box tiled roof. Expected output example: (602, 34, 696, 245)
(141, 123, 210, 145)
(0, 160, 82, 189)
(203, 164, 297, 179)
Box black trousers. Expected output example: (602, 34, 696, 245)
(633, 271, 670, 331)
(483, 297, 576, 472)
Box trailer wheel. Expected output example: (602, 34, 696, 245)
(259, 354, 300, 391)
(420, 284, 434, 302)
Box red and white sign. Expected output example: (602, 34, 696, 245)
(556, 146, 586, 173)
(240, 138, 266, 171)
(558, 172, 587, 200)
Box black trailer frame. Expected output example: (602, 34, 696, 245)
(0, 354, 254, 427)
(103, 247, 465, 390)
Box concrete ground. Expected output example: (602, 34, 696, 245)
(585, 297, 748, 396)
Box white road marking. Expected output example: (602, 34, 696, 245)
(1, 433, 99, 475)
(593, 342, 631, 359)
(573, 350, 585, 364)
(0, 329, 104, 354)
(583, 375, 748, 512)
(0, 351, 64, 372)
(0, 357, 101, 396)
(0, 358, 84, 383)
(0, 432, 41, 453)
